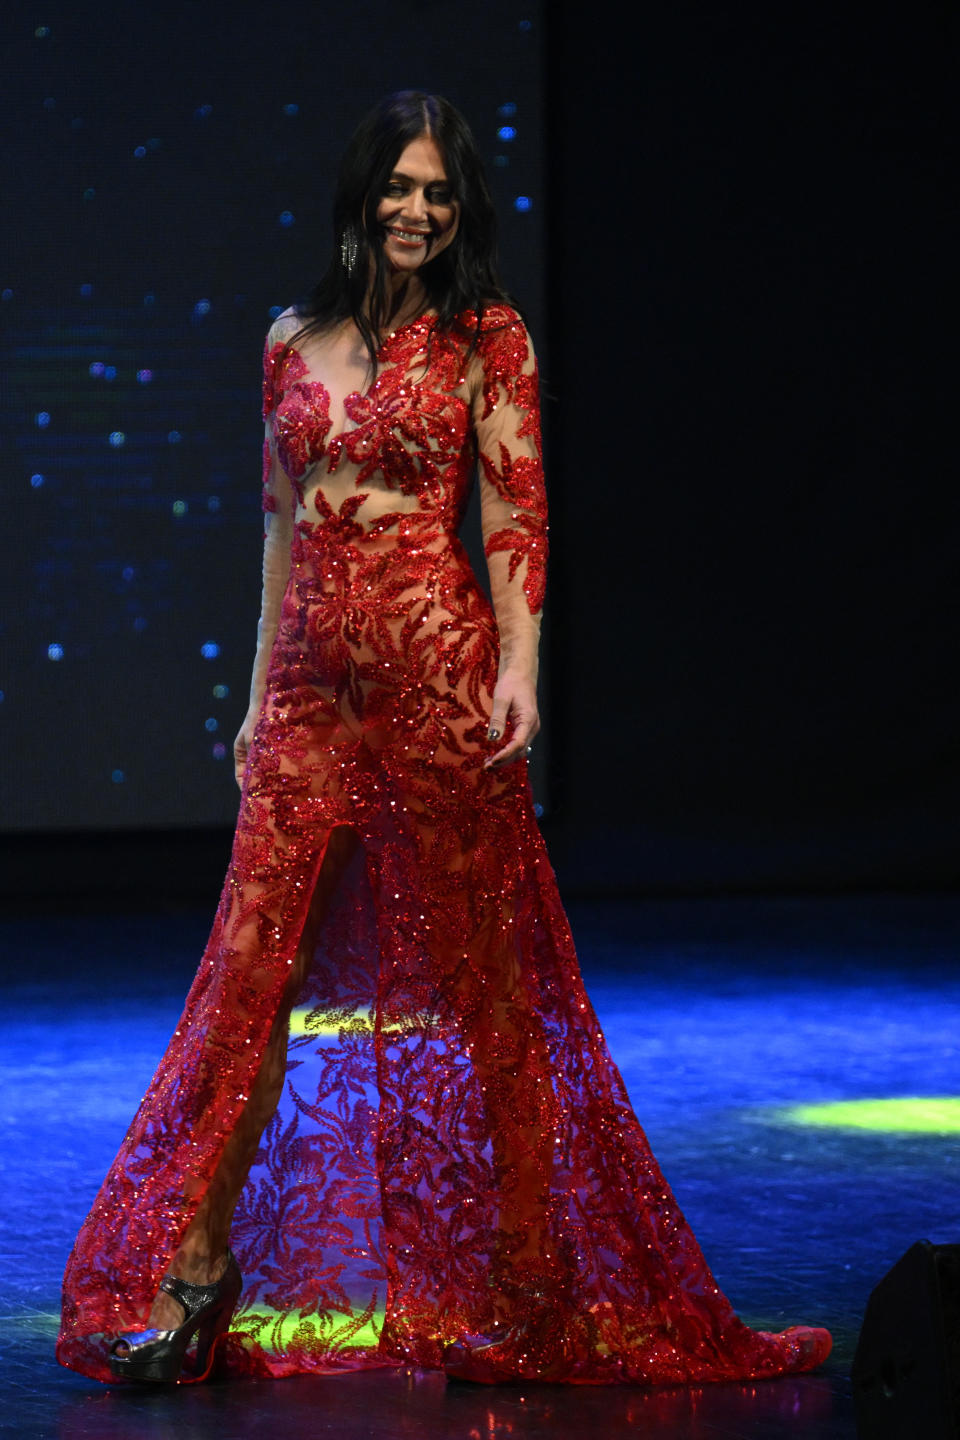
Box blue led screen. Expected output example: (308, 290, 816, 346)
(1, 3, 543, 830)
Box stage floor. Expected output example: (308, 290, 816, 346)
(2, 893, 957, 1439)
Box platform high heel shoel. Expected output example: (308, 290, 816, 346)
(109, 1252, 242, 1384)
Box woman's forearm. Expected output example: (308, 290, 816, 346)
(493, 589, 542, 686)
(247, 511, 292, 714)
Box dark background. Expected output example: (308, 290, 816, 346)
(545, 0, 957, 893)
(0, 0, 543, 842)
(1, 1, 956, 898)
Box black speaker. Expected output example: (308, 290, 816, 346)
(852, 1240, 960, 1439)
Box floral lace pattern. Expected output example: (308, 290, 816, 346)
(58, 306, 828, 1385)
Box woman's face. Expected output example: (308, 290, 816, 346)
(374, 134, 459, 274)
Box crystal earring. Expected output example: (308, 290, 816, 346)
(340, 226, 358, 276)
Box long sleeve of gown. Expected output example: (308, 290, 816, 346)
(250, 321, 296, 711)
(472, 311, 548, 685)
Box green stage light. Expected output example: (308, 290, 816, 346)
(289, 1007, 435, 1040)
(236, 1305, 384, 1351)
(777, 1097, 960, 1134)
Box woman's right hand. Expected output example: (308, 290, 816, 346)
(233, 708, 259, 789)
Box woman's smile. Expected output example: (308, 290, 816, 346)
(385, 225, 430, 247)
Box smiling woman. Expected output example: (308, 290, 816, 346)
(57, 90, 831, 1393)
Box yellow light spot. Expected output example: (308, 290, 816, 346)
(236, 1305, 384, 1350)
(777, 1096, 960, 1134)
(288, 1006, 432, 1039)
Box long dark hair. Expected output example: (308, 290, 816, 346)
(291, 91, 517, 372)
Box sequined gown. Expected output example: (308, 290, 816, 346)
(58, 306, 828, 1384)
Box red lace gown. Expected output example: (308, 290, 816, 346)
(58, 306, 830, 1384)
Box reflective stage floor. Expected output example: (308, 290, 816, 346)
(1, 893, 957, 1439)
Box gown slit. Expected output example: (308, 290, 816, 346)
(57, 304, 830, 1386)
(188, 821, 364, 1265)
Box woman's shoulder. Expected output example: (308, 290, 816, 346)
(262, 308, 306, 416)
(448, 302, 533, 373)
(460, 302, 535, 386)
(453, 301, 528, 338)
(480, 300, 526, 332)
(264, 306, 302, 351)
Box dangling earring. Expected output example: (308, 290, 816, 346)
(340, 226, 358, 277)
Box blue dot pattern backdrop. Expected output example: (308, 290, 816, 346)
(1, 2, 543, 830)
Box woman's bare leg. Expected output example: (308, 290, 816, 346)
(141, 827, 357, 1330)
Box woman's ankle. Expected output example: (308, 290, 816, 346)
(168, 1247, 228, 1285)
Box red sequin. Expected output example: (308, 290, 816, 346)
(57, 306, 829, 1387)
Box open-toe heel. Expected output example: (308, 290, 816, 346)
(109, 1252, 242, 1384)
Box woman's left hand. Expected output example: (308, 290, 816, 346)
(484, 669, 540, 769)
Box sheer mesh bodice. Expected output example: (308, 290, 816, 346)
(57, 306, 829, 1385)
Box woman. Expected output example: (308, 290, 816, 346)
(58, 91, 831, 1387)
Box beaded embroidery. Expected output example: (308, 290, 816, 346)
(58, 306, 828, 1388)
